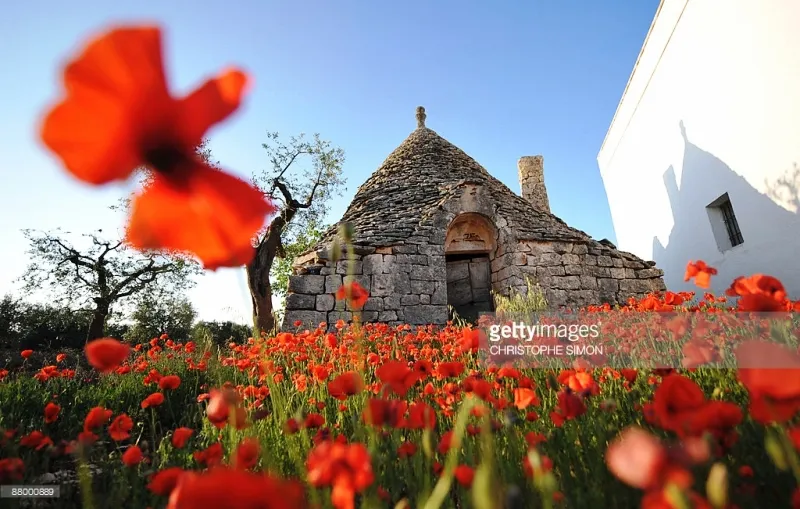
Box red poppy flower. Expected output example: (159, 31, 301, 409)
(335, 281, 369, 310)
(159, 375, 181, 390)
(684, 261, 717, 289)
(39, 26, 275, 269)
(171, 427, 193, 449)
(122, 445, 144, 466)
(85, 338, 130, 373)
(44, 402, 61, 424)
(725, 274, 788, 312)
(141, 392, 165, 409)
(108, 414, 134, 441)
(166, 467, 305, 509)
(84, 407, 112, 432)
(327, 372, 364, 400)
(736, 340, 800, 423)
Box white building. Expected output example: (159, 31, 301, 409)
(597, 0, 800, 298)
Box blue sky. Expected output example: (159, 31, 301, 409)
(0, 0, 659, 324)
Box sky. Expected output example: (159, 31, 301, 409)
(0, 0, 660, 324)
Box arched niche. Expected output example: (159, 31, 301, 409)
(444, 213, 497, 255)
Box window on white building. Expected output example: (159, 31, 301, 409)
(706, 193, 744, 251)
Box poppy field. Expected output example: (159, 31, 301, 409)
(4, 22, 800, 509)
(2, 270, 800, 509)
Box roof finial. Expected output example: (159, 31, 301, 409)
(416, 106, 426, 129)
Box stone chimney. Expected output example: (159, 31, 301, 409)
(518, 155, 550, 213)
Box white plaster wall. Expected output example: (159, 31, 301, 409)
(597, 0, 800, 299)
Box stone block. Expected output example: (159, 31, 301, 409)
(378, 310, 398, 321)
(410, 265, 443, 281)
(420, 294, 430, 304)
(393, 245, 418, 254)
(336, 260, 362, 275)
(564, 265, 583, 276)
(622, 259, 645, 269)
(636, 268, 664, 278)
(404, 305, 449, 325)
(584, 255, 597, 266)
(586, 266, 611, 278)
(537, 265, 565, 277)
(372, 273, 411, 296)
(572, 244, 589, 255)
(325, 275, 342, 294)
(410, 255, 428, 265)
(431, 281, 448, 305)
(327, 311, 352, 323)
(363, 297, 384, 311)
(579, 275, 598, 289)
(470, 263, 491, 288)
(375, 246, 393, 254)
(286, 293, 316, 310)
(598, 278, 619, 293)
(619, 279, 654, 294)
(597, 256, 613, 267)
(418, 245, 444, 256)
(288, 275, 325, 294)
(361, 311, 379, 322)
(609, 268, 627, 279)
(401, 295, 420, 306)
(561, 254, 580, 265)
(612, 258, 623, 268)
(316, 294, 335, 312)
(362, 254, 384, 275)
(446, 262, 469, 282)
(428, 255, 446, 267)
(383, 295, 401, 310)
(554, 276, 581, 290)
(411, 280, 435, 295)
(447, 279, 473, 306)
(282, 310, 326, 330)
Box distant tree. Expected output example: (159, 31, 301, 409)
(125, 295, 197, 344)
(0, 297, 127, 350)
(191, 320, 251, 346)
(18, 229, 201, 342)
(16, 139, 215, 343)
(248, 133, 346, 333)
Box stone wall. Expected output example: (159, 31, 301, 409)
(518, 156, 550, 213)
(491, 239, 666, 308)
(282, 244, 450, 331)
(282, 238, 666, 330)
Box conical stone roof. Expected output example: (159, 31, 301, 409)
(314, 110, 594, 251)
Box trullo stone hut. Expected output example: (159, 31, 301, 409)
(281, 107, 665, 330)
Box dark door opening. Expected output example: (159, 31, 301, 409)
(446, 253, 493, 323)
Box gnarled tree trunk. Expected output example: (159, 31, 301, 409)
(87, 298, 110, 342)
(246, 246, 277, 334)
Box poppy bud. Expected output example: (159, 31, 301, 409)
(330, 237, 342, 262)
(765, 429, 788, 471)
(706, 463, 728, 509)
(338, 222, 354, 243)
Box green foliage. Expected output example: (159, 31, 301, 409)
(0, 295, 127, 350)
(271, 221, 326, 299)
(124, 295, 197, 344)
(191, 320, 251, 346)
(493, 277, 548, 316)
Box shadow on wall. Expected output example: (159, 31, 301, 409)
(653, 121, 800, 296)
